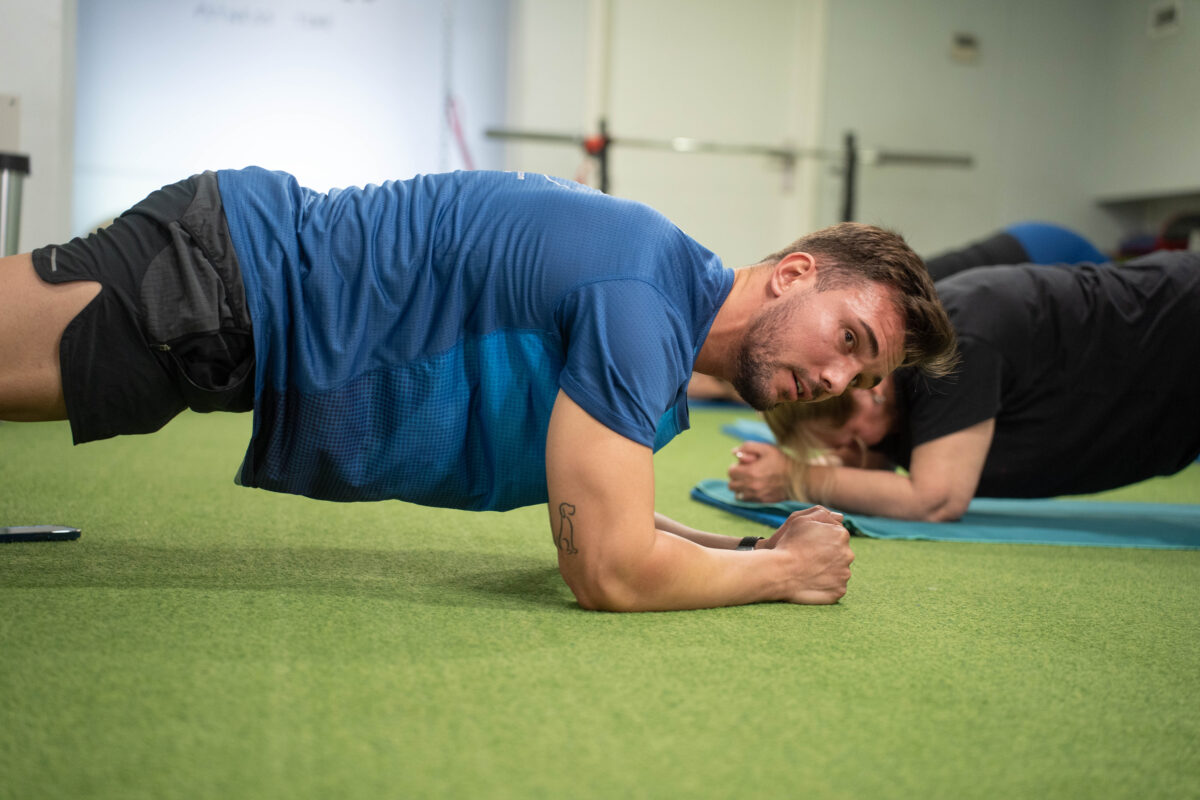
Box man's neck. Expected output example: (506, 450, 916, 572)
(693, 266, 766, 382)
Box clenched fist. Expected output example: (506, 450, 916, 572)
(760, 505, 854, 604)
(728, 441, 792, 503)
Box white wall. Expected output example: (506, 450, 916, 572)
(502, 0, 594, 183)
(1094, 0, 1200, 201)
(817, 0, 1114, 255)
(2, 0, 508, 245)
(818, 0, 1200, 256)
(605, 0, 826, 266)
(0, 0, 75, 249)
(72, 0, 509, 235)
(507, 0, 1200, 260)
(7, 0, 1197, 257)
(503, 0, 828, 268)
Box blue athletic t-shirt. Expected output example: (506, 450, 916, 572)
(216, 168, 732, 510)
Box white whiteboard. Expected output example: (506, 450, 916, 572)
(73, 0, 509, 233)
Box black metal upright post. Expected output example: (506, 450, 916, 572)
(597, 118, 610, 194)
(841, 131, 857, 223)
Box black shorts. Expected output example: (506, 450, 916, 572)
(32, 171, 254, 444)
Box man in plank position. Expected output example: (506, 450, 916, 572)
(0, 168, 954, 610)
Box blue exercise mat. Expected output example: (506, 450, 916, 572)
(722, 419, 776, 443)
(691, 478, 1200, 550)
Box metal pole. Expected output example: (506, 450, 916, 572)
(483, 126, 971, 201)
(841, 132, 857, 223)
(597, 118, 610, 194)
(0, 152, 31, 257)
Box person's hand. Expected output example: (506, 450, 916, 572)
(727, 441, 792, 503)
(762, 506, 854, 604)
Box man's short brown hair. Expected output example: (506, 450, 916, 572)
(764, 222, 957, 377)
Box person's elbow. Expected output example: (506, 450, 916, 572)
(922, 499, 969, 522)
(559, 558, 645, 612)
(911, 486, 972, 522)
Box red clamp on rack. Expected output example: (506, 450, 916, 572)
(583, 134, 609, 156)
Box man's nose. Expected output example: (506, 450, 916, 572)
(819, 359, 859, 397)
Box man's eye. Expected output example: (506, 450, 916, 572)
(843, 329, 856, 348)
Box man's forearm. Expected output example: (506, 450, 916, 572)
(653, 512, 755, 550)
(582, 529, 786, 611)
(545, 390, 847, 611)
(579, 508, 854, 611)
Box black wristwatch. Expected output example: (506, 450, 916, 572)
(736, 536, 763, 551)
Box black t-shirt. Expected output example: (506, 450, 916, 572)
(877, 252, 1200, 497)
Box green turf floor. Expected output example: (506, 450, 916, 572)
(2, 410, 1199, 799)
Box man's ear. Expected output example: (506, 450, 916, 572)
(769, 252, 817, 296)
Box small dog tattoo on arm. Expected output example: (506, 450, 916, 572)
(556, 502, 578, 555)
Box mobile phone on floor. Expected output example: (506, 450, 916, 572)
(0, 525, 82, 542)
